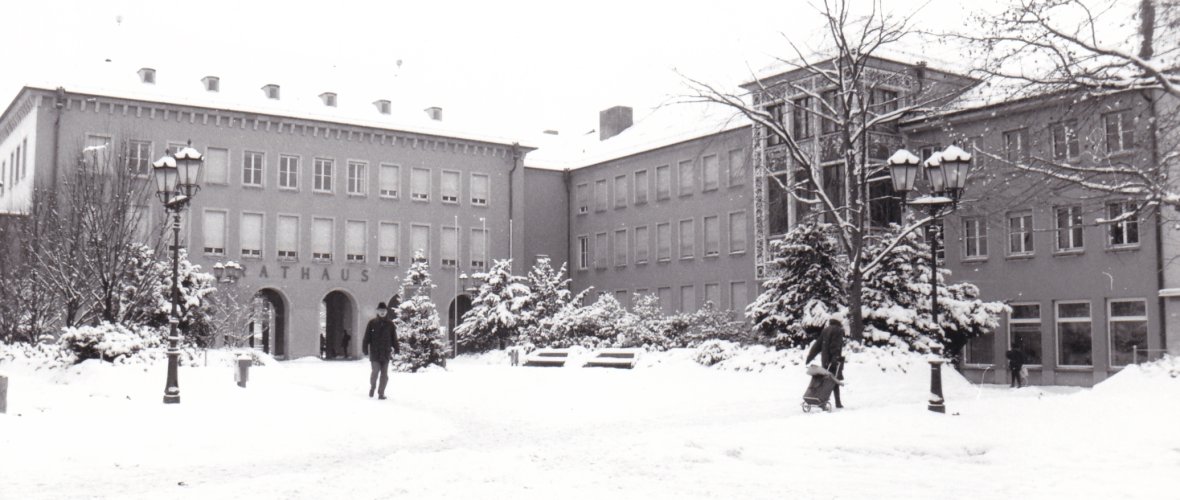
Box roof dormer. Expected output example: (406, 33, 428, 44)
(202, 76, 220, 92)
(424, 106, 442, 121)
(374, 99, 391, 115)
(262, 84, 280, 100)
(319, 92, 337, 107)
(138, 67, 156, 84)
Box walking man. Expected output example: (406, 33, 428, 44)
(1006, 344, 1026, 388)
(362, 302, 399, 399)
(805, 317, 846, 409)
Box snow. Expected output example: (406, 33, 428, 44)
(886, 149, 920, 166)
(1, 350, 1178, 499)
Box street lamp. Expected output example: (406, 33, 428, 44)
(212, 261, 244, 283)
(152, 140, 203, 404)
(887, 145, 972, 414)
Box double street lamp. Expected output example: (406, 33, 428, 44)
(152, 141, 204, 404)
(887, 144, 973, 413)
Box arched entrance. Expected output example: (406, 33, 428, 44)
(252, 288, 288, 358)
(448, 294, 473, 354)
(321, 290, 357, 359)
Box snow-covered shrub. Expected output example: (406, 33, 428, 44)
(693, 339, 740, 366)
(455, 259, 533, 353)
(0, 341, 76, 369)
(58, 322, 163, 363)
(747, 222, 845, 348)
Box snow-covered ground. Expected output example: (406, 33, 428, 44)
(1, 349, 1178, 500)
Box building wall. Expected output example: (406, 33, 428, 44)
(0, 92, 39, 215)
(521, 167, 570, 270)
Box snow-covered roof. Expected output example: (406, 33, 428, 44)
(524, 100, 750, 171)
(746, 44, 972, 86)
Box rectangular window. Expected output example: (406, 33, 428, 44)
(727, 149, 745, 187)
(347, 161, 367, 196)
(702, 155, 719, 191)
(614, 229, 627, 267)
(441, 226, 458, 267)
(962, 217, 988, 259)
(656, 165, 671, 200)
(85, 134, 112, 171)
(312, 218, 333, 262)
(240, 212, 263, 258)
(595, 179, 608, 211)
(577, 235, 590, 270)
(204, 147, 229, 185)
(203, 210, 226, 256)
(966, 330, 996, 365)
(792, 97, 812, 139)
(1054, 206, 1084, 252)
(576, 183, 589, 214)
(471, 228, 488, 269)
(680, 285, 695, 312)
(730, 282, 747, 314)
(704, 283, 720, 308)
(1104, 110, 1135, 153)
(634, 170, 649, 204)
(729, 211, 747, 254)
(128, 140, 152, 176)
(634, 226, 650, 264)
(277, 215, 299, 260)
(242, 151, 264, 187)
(471, 173, 489, 206)
(314, 158, 334, 192)
(657, 223, 671, 262)
(679, 219, 695, 259)
(1050, 120, 1080, 160)
(614, 175, 627, 208)
(703, 215, 719, 257)
(1008, 211, 1034, 255)
(411, 168, 430, 201)
(411, 224, 430, 260)
(871, 88, 899, 114)
(440, 170, 460, 204)
(345, 220, 366, 263)
(1003, 129, 1029, 163)
(378, 222, 399, 265)
(1106, 201, 1140, 247)
(379, 164, 400, 198)
(678, 160, 694, 196)
(820, 89, 841, 135)
(766, 103, 785, 146)
(595, 232, 608, 269)
(1056, 301, 1093, 366)
(1109, 299, 1148, 366)
(279, 155, 299, 190)
(1010, 304, 1043, 365)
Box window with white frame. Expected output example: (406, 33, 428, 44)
(471, 228, 488, 269)
(277, 215, 299, 260)
(729, 211, 747, 254)
(678, 160, 694, 196)
(314, 158, 334, 192)
(614, 175, 627, 208)
(576, 183, 589, 214)
(379, 164, 400, 198)
(1003, 128, 1028, 163)
(595, 232, 608, 269)
(634, 170, 649, 204)
(679, 219, 694, 259)
(411, 168, 430, 201)
(614, 229, 627, 266)
(441, 226, 458, 266)
(656, 165, 671, 200)
(594, 179, 607, 212)
(680, 285, 695, 312)
(1056, 301, 1092, 366)
(347, 161, 367, 196)
(728, 149, 745, 187)
(1109, 299, 1148, 366)
(411, 224, 430, 260)
(703, 215, 719, 257)
(204, 147, 228, 185)
(279, 155, 299, 190)
(704, 283, 720, 308)
(1054, 205, 1084, 251)
(378, 222, 399, 265)
(1050, 119, 1080, 160)
(1104, 110, 1135, 153)
(240, 213, 263, 258)
(243, 151, 264, 187)
(634, 226, 650, 264)
(312, 218, 333, 261)
(345, 220, 366, 263)
(128, 140, 152, 176)
(441, 171, 460, 204)
(962, 217, 988, 259)
(1008, 211, 1034, 255)
(730, 281, 747, 314)
(471, 173, 489, 206)
(84, 135, 112, 171)
(1106, 201, 1139, 247)
(1009, 304, 1043, 365)
(202, 210, 226, 256)
(965, 329, 996, 365)
(657, 223, 671, 262)
(702, 155, 719, 191)
(577, 235, 590, 270)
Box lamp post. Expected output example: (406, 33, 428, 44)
(887, 145, 972, 414)
(152, 141, 203, 404)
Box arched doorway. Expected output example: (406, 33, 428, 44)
(321, 290, 357, 360)
(253, 288, 288, 358)
(448, 294, 473, 354)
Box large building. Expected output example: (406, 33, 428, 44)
(1, 56, 1176, 386)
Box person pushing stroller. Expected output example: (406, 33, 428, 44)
(804, 317, 845, 410)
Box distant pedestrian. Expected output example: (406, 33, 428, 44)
(1006, 346, 1026, 388)
(805, 317, 845, 408)
(339, 329, 351, 359)
(362, 302, 400, 399)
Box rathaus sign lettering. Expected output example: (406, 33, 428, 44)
(236, 265, 371, 283)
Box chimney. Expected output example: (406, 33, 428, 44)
(319, 92, 337, 107)
(262, 84, 280, 100)
(138, 67, 156, 84)
(424, 106, 443, 121)
(202, 76, 220, 92)
(598, 106, 633, 141)
(374, 99, 391, 115)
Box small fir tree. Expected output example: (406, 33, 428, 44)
(393, 251, 446, 372)
(746, 221, 846, 348)
(455, 259, 532, 352)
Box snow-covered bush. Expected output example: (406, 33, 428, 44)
(392, 252, 447, 372)
(693, 339, 741, 366)
(0, 341, 76, 369)
(455, 259, 533, 353)
(58, 322, 163, 363)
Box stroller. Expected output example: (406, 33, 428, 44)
(801, 362, 843, 413)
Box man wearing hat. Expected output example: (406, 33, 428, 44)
(362, 301, 400, 399)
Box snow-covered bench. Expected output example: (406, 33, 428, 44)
(523, 348, 570, 367)
(584, 349, 640, 369)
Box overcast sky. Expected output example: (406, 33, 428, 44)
(1, 0, 983, 138)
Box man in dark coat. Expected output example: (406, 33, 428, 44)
(805, 317, 845, 408)
(362, 302, 399, 399)
(1006, 345, 1026, 388)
